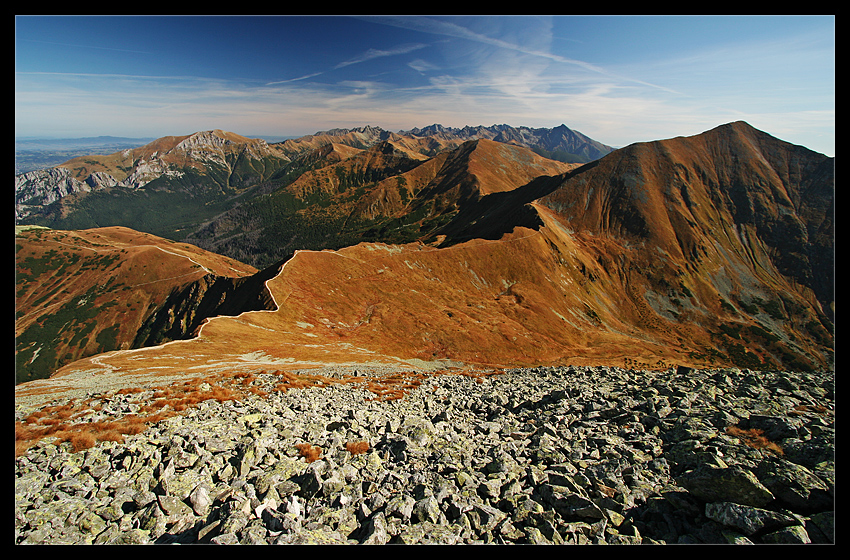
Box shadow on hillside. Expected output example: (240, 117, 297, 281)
(432, 162, 598, 247)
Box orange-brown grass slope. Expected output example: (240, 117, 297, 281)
(28, 122, 832, 401)
(284, 139, 576, 227)
(15, 226, 258, 383)
(537, 121, 833, 370)
(278, 140, 427, 202)
(44, 223, 717, 385)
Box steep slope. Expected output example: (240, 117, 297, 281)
(57, 129, 287, 185)
(535, 121, 834, 369)
(15, 226, 274, 384)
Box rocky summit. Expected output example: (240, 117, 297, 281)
(15, 365, 834, 545)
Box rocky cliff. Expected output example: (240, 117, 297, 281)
(133, 261, 284, 348)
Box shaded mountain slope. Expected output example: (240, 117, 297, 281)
(15, 130, 293, 238)
(186, 139, 578, 267)
(57, 129, 286, 185)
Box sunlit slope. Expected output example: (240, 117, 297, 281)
(41, 220, 778, 387)
(188, 138, 578, 267)
(36, 229, 631, 383)
(15, 226, 259, 383)
(26, 121, 833, 401)
(536, 121, 834, 369)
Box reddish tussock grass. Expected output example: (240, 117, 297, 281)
(273, 370, 336, 393)
(726, 425, 784, 456)
(15, 372, 253, 457)
(789, 403, 830, 416)
(295, 443, 322, 463)
(60, 431, 97, 453)
(363, 371, 429, 402)
(16, 367, 498, 456)
(345, 441, 370, 455)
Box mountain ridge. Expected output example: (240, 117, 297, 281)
(15, 121, 834, 398)
(14, 123, 607, 234)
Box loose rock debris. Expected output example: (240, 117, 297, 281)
(15, 365, 834, 544)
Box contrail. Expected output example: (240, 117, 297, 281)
(266, 43, 428, 86)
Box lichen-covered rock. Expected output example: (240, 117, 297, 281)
(677, 464, 775, 507)
(704, 501, 798, 536)
(15, 365, 834, 544)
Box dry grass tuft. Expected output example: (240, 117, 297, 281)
(789, 403, 830, 416)
(14, 372, 255, 456)
(726, 425, 784, 456)
(363, 371, 429, 401)
(295, 443, 322, 463)
(345, 441, 370, 455)
(57, 430, 97, 453)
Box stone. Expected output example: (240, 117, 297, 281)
(360, 511, 390, 544)
(677, 464, 775, 507)
(394, 522, 462, 544)
(412, 495, 441, 524)
(760, 524, 812, 544)
(755, 458, 832, 512)
(188, 484, 212, 516)
(704, 501, 798, 536)
(14, 366, 834, 545)
(385, 493, 415, 520)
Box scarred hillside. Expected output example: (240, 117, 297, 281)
(57, 129, 285, 184)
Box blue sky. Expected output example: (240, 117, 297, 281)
(15, 15, 835, 156)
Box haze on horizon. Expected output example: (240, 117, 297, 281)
(15, 15, 835, 157)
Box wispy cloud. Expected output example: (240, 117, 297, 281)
(266, 42, 428, 86)
(408, 59, 440, 74)
(334, 43, 428, 69)
(265, 72, 324, 85)
(365, 16, 684, 95)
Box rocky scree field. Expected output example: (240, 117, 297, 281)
(14, 364, 834, 544)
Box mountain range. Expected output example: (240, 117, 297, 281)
(14, 121, 834, 400)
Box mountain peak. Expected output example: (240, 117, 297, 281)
(315, 125, 388, 136)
